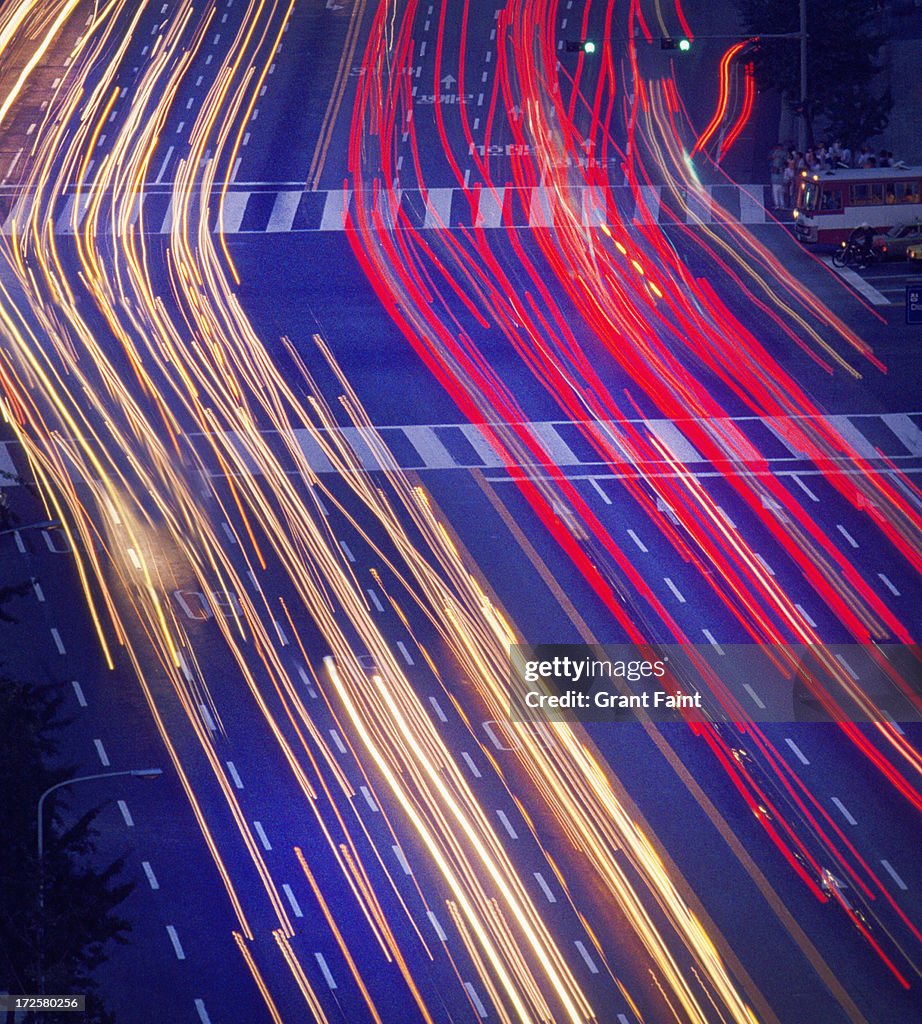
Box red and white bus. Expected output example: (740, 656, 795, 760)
(793, 166, 922, 244)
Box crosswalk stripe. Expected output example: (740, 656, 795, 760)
(2, 413, 919, 486)
(11, 183, 797, 236)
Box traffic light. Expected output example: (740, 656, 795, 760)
(661, 36, 691, 51)
(583, 40, 597, 54)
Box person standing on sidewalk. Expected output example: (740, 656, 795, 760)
(769, 143, 785, 208)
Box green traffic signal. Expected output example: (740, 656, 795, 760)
(583, 40, 596, 54)
(678, 37, 691, 52)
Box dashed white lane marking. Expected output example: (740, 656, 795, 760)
(32, 580, 45, 602)
(94, 738, 110, 766)
(51, 627, 66, 655)
(881, 709, 905, 736)
(142, 860, 160, 890)
(71, 680, 88, 707)
(198, 703, 216, 732)
(878, 573, 901, 596)
(534, 871, 556, 902)
(226, 760, 244, 789)
(589, 477, 611, 504)
(464, 982, 488, 1018)
(272, 619, 289, 645)
(831, 796, 857, 826)
(701, 629, 724, 654)
(663, 577, 686, 603)
(367, 587, 384, 612)
(194, 999, 211, 1024)
(117, 800, 134, 827)
(360, 785, 379, 812)
(392, 845, 412, 875)
(14, 531, 26, 554)
(880, 859, 908, 891)
(339, 539, 356, 562)
(627, 529, 648, 553)
(790, 474, 820, 501)
(742, 684, 766, 710)
(836, 524, 859, 548)
(329, 729, 347, 754)
(253, 821, 272, 851)
(315, 952, 337, 990)
(574, 940, 600, 973)
(835, 653, 859, 680)
(282, 883, 303, 917)
(785, 738, 810, 766)
(617, 1015, 632, 1024)
(221, 521, 238, 544)
(461, 751, 482, 777)
(397, 640, 415, 665)
(496, 809, 518, 839)
(126, 546, 143, 569)
(166, 924, 186, 959)
(754, 552, 775, 576)
(429, 695, 448, 722)
(427, 909, 447, 941)
(795, 603, 818, 628)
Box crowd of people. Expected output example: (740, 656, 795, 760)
(768, 141, 901, 209)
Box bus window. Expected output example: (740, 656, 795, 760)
(800, 181, 819, 211)
(897, 181, 921, 203)
(820, 187, 842, 211)
(850, 183, 884, 205)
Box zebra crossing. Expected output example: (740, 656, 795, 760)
(4, 412, 917, 487)
(0, 182, 776, 237)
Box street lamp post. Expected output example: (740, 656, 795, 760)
(799, 0, 808, 152)
(36, 768, 163, 993)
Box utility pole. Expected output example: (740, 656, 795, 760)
(799, 0, 808, 151)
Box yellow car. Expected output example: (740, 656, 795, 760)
(909, 242, 922, 269)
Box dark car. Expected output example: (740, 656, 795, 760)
(872, 220, 922, 260)
(908, 241, 922, 269)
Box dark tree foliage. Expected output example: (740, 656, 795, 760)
(0, 678, 134, 1024)
(736, 0, 892, 147)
